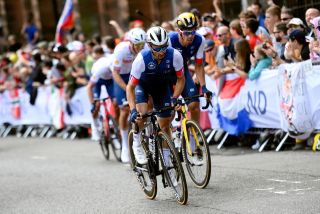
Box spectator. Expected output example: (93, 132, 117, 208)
(286, 29, 310, 62)
(243, 18, 261, 51)
(7, 35, 22, 52)
(265, 5, 281, 35)
(305, 8, 320, 38)
(203, 39, 216, 75)
(273, 22, 288, 60)
(250, 0, 266, 28)
(280, 6, 294, 24)
(248, 44, 272, 80)
(230, 39, 251, 79)
(239, 10, 270, 42)
(21, 14, 39, 48)
(286, 18, 305, 35)
(161, 21, 175, 32)
(229, 19, 244, 42)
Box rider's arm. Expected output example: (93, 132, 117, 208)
(87, 81, 95, 104)
(172, 50, 186, 98)
(126, 54, 145, 110)
(112, 46, 127, 90)
(194, 36, 206, 87)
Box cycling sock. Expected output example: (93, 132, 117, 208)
(133, 133, 141, 148)
(189, 134, 196, 153)
(162, 148, 171, 166)
(120, 129, 128, 150)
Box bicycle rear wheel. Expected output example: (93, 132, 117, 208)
(182, 120, 211, 188)
(108, 115, 122, 162)
(128, 130, 157, 200)
(158, 131, 188, 205)
(99, 129, 110, 160)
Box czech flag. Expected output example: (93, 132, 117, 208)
(216, 73, 252, 136)
(55, 0, 74, 44)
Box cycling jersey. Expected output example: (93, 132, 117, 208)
(130, 47, 184, 117)
(112, 41, 145, 106)
(168, 32, 205, 104)
(112, 41, 136, 75)
(168, 32, 205, 66)
(90, 55, 114, 99)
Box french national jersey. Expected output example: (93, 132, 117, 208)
(168, 31, 205, 66)
(130, 47, 184, 86)
(90, 55, 114, 83)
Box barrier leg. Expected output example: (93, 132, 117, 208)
(39, 126, 50, 138)
(217, 132, 229, 149)
(23, 126, 34, 138)
(69, 131, 77, 140)
(0, 126, 6, 137)
(258, 138, 270, 152)
(275, 132, 289, 152)
(206, 129, 217, 144)
(2, 126, 13, 137)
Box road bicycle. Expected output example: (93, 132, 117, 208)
(128, 106, 188, 205)
(172, 94, 212, 188)
(94, 97, 122, 162)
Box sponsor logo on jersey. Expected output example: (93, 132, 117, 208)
(147, 62, 156, 70)
(114, 60, 120, 65)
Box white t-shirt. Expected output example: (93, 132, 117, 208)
(90, 55, 114, 83)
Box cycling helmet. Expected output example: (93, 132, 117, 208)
(176, 12, 198, 30)
(146, 26, 168, 46)
(127, 28, 146, 44)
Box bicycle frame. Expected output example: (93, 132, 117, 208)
(178, 105, 201, 156)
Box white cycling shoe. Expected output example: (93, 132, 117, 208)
(121, 148, 130, 163)
(133, 145, 148, 165)
(190, 155, 204, 166)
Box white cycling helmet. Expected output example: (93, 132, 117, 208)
(146, 26, 168, 46)
(127, 28, 146, 44)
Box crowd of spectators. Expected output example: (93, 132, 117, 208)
(1, 0, 320, 150)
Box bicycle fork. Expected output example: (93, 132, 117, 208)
(181, 118, 200, 156)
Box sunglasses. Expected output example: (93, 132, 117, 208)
(151, 45, 168, 53)
(281, 17, 291, 22)
(182, 30, 196, 36)
(217, 33, 227, 37)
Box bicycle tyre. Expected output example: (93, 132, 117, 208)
(128, 130, 157, 200)
(108, 115, 122, 162)
(99, 129, 110, 160)
(181, 120, 211, 188)
(157, 131, 188, 205)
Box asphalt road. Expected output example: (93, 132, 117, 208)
(0, 137, 319, 214)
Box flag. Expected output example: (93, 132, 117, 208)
(216, 73, 252, 136)
(55, 0, 74, 44)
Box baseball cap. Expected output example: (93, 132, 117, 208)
(204, 39, 215, 51)
(287, 18, 305, 28)
(288, 30, 307, 44)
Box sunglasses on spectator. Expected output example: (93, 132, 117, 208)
(281, 17, 291, 22)
(182, 30, 196, 36)
(217, 33, 227, 37)
(151, 45, 168, 53)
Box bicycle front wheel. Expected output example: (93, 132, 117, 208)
(158, 131, 188, 205)
(128, 130, 157, 200)
(182, 120, 211, 188)
(99, 130, 110, 160)
(108, 115, 122, 162)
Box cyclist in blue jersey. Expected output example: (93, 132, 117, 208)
(168, 12, 212, 124)
(126, 26, 185, 165)
(112, 28, 146, 163)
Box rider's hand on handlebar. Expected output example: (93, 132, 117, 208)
(201, 85, 212, 99)
(129, 108, 139, 123)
